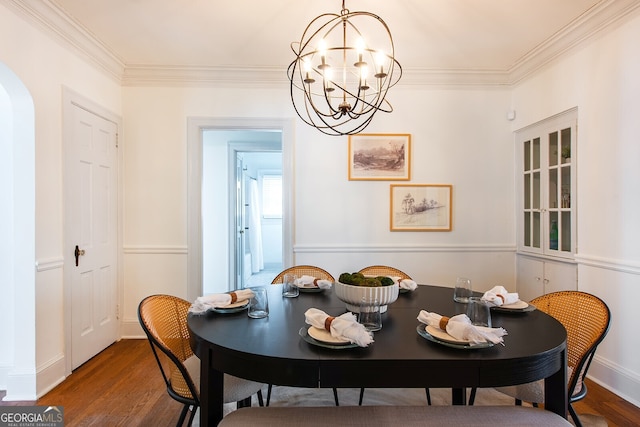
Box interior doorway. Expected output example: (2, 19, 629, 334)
(189, 118, 293, 300)
(202, 132, 282, 293)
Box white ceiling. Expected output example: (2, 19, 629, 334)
(39, 0, 633, 84)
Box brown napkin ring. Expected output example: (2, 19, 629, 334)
(439, 316, 450, 330)
(497, 294, 505, 304)
(229, 292, 238, 303)
(324, 316, 335, 331)
(313, 278, 319, 287)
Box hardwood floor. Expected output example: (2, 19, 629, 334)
(2, 339, 639, 426)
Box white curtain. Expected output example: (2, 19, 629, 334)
(248, 179, 264, 273)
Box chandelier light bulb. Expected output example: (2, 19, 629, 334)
(375, 50, 387, 78)
(303, 58, 315, 84)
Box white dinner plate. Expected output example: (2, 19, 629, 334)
(299, 327, 358, 350)
(298, 284, 324, 293)
(500, 300, 529, 310)
(307, 326, 351, 345)
(210, 299, 249, 313)
(417, 324, 494, 350)
(490, 300, 536, 313)
(425, 325, 469, 344)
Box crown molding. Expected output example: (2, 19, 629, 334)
(507, 0, 640, 85)
(4, 0, 124, 82)
(121, 64, 290, 88)
(7, 0, 640, 88)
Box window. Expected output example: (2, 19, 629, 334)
(261, 174, 282, 218)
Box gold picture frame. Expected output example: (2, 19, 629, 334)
(348, 133, 410, 180)
(390, 184, 453, 231)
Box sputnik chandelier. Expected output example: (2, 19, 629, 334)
(287, 0, 402, 136)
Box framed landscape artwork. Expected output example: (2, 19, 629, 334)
(348, 133, 411, 180)
(390, 184, 453, 231)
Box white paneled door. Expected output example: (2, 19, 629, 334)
(65, 103, 118, 369)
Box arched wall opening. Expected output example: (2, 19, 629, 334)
(0, 61, 36, 400)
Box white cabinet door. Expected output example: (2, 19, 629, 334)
(517, 255, 577, 302)
(516, 108, 576, 259)
(517, 256, 545, 302)
(544, 259, 578, 294)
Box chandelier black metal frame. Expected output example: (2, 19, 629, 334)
(287, 0, 402, 136)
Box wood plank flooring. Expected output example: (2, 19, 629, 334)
(2, 339, 639, 426)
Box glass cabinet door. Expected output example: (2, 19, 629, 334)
(517, 109, 576, 258)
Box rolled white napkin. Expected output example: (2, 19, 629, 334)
(305, 308, 374, 347)
(295, 275, 332, 289)
(189, 289, 255, 314)
(369, 275, 417, 291)
(399, 279, 417, 291)
(417, 311, 507, 346)
(481, 285, 520, 306)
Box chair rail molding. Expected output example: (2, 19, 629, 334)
(574, 254, 640, 275)
(35, 257, 64, 272)
(294, 243, 516, 253)
(122, 245, 188, 255)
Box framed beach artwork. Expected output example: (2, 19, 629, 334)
(348, 134, 410, 180)
(390, 184, 453, 231)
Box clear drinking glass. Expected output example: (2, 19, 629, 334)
(453, 277, 473, 303)
(358, 295, 382, 332)
(282, 273, 299, 298)
(466, 297, 492, 327)
(248, 286, 269, 318)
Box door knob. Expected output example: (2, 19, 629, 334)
(74, 245, 85, 266)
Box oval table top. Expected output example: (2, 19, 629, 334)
(188, 284, 567, 426)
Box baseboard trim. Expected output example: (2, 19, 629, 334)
(120, 318, 145, 339)
(36, 354, 66, 399)
(589, 355, 640, 408)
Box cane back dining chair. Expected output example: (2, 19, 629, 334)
(356, 266, 431, 407)
(471, 291, 611, 427)
(271, 265, 335, 284)
(138, 294, 265, 427)
(358, 265, 412, 281)
(269, 265, 340, 406)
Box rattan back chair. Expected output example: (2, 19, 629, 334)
(356, 266, 431, 407)
(493, 291, 611, 427)
(358, 265, 412, 280)
(271, 265, 335, 284)
(138, 295, 264, 427)
(138, 295, 200, 427)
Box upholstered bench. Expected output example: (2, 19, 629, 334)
(218, 405, 573, 426)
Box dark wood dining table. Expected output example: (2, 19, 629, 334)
(188, 284, 567, 427)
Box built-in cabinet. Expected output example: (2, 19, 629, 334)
(517, 255, 577, 302)
(516, 108, 578, 300)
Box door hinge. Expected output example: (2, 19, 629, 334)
(115, 133, 119, 148)
(116, 304, 120, 319)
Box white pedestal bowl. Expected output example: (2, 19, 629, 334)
(334, 282, 399, 313)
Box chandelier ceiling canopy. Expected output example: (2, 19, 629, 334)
(287, 1, 402, 136)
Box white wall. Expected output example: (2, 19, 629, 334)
(119, 83, 515, 329)
(294, 86, 515, 287)
(510, 10, 640, 406)
(0, 2, 122, 399)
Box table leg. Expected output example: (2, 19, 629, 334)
(452, 388, 467, 405)
(200, 349, 224, 427)
(544, 348, 568, 418)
